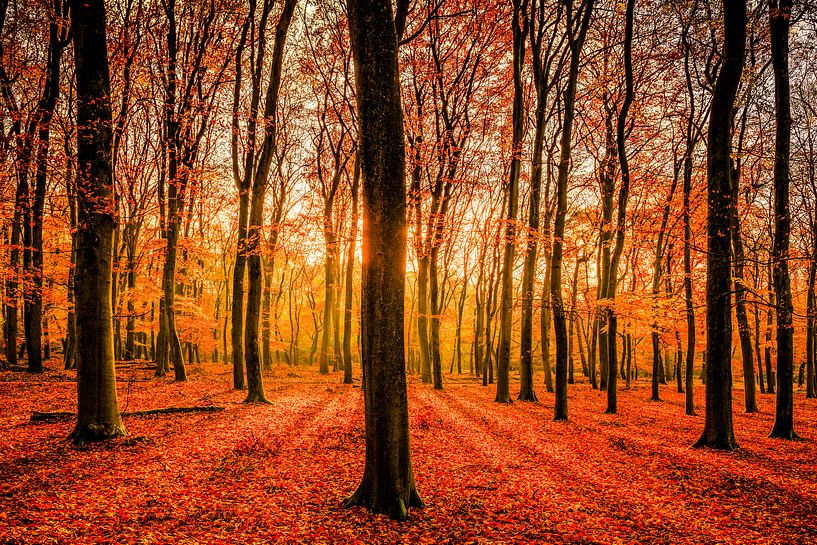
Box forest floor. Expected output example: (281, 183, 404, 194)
(0, 362, 816, 544)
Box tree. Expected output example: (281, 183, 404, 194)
(69, 0, 126, 443)
(154, 0, 231, 381)
(769, 0, 796, 440)
(518, 0, 565, 402)
(694, 0, 746, 451)
(495, 0, 528, 404)
(243, 0, 297, 402)
(603, 0, 634, 415)
(551, 0, 594, 421)
(343, 0, 423, 520)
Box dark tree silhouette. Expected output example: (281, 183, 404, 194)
(694, 0, 746, 451)
(69, 0, 126, 444)
(343, 0, 423, 520)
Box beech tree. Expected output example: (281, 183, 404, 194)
(495, 0, 528, 404)
(551, 0, 594, 421)
(69, 0, 126, 443)
(769, 0, 796, 440)
(518, 0, 565, 402)
(695, 0, 746, 451)
(343, 0, 422, 519)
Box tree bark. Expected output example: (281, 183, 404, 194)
(604, 0, 634, 415)
(694, 0, 745, 450)
(343, 157, 360, 385)
(496, 0, 528, 404)
(243, 0, 296, 402)
(551, 0, 594, 421)
(769, 0, 796, 440)
(69, 0, 126, 443)
(343, 0, 422, 520)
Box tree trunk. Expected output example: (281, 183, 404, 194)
(69, 0, 126, 443)
(343, 0, 422, 519)
(694, 0, 745, 450)
(518, 79, 545, 403)
(320, 235, 334, 374)
(429, 246, 444, 390)
(416, 257, 431, 382)
(683, 153, 696, 415)
(262, 255, 274, 370)
(552, 0, 595, 420)
(343, 158, 360, 385)
(243, 0, 296, 400)
(244, 192, 270, 403)
(807, 254, 817, 398)
(769, 0, 796, 440)
(160, 226, 186, 381)
(496, 0, 527, 404)
(765, 261, 775, 394)
(731, 118, 758, 412)
(605, 0, 635, 415)
(540, 247, 554, 392)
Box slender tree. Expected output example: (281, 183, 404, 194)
(243, 0, 298, 403)
(495, 0, 528, 404)
(605, 0, 635, 415)
(551, 0, 594, 421)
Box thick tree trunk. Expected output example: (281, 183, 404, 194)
(343, 0, 422, 519)
(769, 0, 796, 440)
(694, 0, 745, 450)
(69, 0, 126, 443)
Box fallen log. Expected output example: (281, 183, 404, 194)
(123, 405, 225, 417)
(31, 411, 74, 422)
(31, 405, 225, 423)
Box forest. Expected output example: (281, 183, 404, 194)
(1, 0, 816, 542)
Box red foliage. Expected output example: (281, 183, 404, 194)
(1, 365, 816, 544)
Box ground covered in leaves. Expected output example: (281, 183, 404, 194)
(1, 362, 816, 544)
